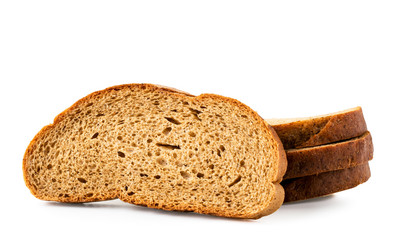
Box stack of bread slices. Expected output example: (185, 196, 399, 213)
(23, 84, 373, 219)
(266, 107, 373, 202)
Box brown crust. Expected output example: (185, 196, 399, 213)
(266, 107, 368, 149)
(282, 162, 371, 202)
(248, 183, 285, 219)
(284, 131, 373, 179)
(23, 83, 287, 219)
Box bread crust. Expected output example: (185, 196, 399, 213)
(266, 107, 368, 149)
(23, 83, 287, 219)
(284, 131, 373, 179)
(282, 162, 371, 202)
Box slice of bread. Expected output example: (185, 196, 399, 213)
(284, 131, 373, 179)
(282, 162, 371, 202)
(23, 84, 287, 219)
(266, 107, 367, 149)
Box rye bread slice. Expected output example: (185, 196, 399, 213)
(282, 162, 371, 202)
(266, 107, 367, 149)
(23, 84, 287, 219)
(284, 131, 373, 179)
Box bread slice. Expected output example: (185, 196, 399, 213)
(282, 162, 371, 202)
(23, 84, 287, 219)
(284, 131, 373, 179)
(266, 107, 367, 149)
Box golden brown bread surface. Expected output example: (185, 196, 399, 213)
(282, 163, 371, 202)
(23, 84, 287, 219)
(266, 107, 367, 149)
(284, 131, 373, 179)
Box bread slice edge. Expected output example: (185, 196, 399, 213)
(282, 162, 371, 202)
(266, 107, 368, 149)
(284, 131, 373, 179)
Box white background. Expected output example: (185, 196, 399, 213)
(1, 0, 403, 239)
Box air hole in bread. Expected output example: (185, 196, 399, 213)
(156, 158, 167, 166)
(188, 131, 196, 137)
(117, 151, 125, 158)
(47, 164, 52, 170)
(117, 136, 123, 141)
(91, 132, 99, 139)
(164, 117, 181, 125)
(163, 127, 172, 135)
(128, 192, 134, 196)
(240, 160, 245, 167)
(78, 178, 87, 183)
(189, 108, 202, 121)
(140, 173, 148, 177)
(219, 145, 225, 152)
(96, 113, 105, 117)
(154, 175, 161, 179)
(156, 143, 181, 150)
(180, 171, 191, 179)
(44, 146, 50, 155)
(228, 176, 242, 188)
(85, 193, 93, 197)
(197, 173, 204, 178)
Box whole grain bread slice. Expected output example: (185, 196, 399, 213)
(23, 83, 287, 219)
(266, 107, 367, 149)
(284, 131, 373, 179)
(282, 162, 371, 202)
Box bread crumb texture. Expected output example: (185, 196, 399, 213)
(23, 84, 286, 219)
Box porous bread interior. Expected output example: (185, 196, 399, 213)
(23, 84, 282, 218)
